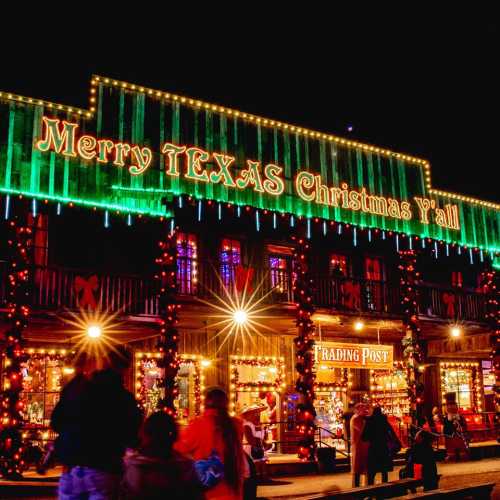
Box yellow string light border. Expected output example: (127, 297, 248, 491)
(229, 355, 286, 417)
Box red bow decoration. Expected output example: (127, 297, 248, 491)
(235, 265, 254, 293)
(75, 275, 99, 310)
(343, 280, 361, 310)
(442, 292, 456, 318)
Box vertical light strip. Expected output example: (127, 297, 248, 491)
(56, 202, 62, 215)
(395, 233, 399, 252)
(480, 249, 484, 262)
(368, 229, 372, 242)
(307, 218, 311, 239)
(32, 199, 37, 217)
(381, 230, 385, 240)
(409, 236, 412, 250)
(170, 218, 175, 235)
(237, 205, 241, 218)
(290, 215, 295, 227)
(422, 238, 426, 249)
(458, 245, 461, 255)
(178, 195, 183, 208)
(469, 248, 473, 265)
(337, 223, 342, 235)
(434, 241, 438, 259)
(273, 212, 277, 229)
(323, 221, 327, 236)
(4, 195, 10, 219)
(197, 200, 202, 221)
(104, 210, 110, 228)
(353, 227, 357, 246)
(255, 210, 260, 231)
(218, 203, 222, 220)
(127, 214, 132, 226)
(446, 243, 449, 257)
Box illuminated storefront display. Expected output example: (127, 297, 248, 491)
(440, 361, 482, 412)
(229, 356, 285, 451)
(314, 365, 350, 448)
(370, 361, 409, 417)
(135, 353, 209, 424)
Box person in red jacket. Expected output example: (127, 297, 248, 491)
(175, 387, 246, 500)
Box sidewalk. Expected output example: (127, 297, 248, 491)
(257, 458, 500, 499)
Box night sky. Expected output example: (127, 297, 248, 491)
(2, 11, 498, 203)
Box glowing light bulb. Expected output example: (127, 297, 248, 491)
(354, 321, 364, 331)
(233, 309, 248, 325)
(87, 325, 102, 339)
(450, 326, 462, 338)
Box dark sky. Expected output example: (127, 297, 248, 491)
(2, 10, 498, 203)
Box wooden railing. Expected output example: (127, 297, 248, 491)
(0, 261, 488, 322)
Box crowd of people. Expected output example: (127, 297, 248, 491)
(50, 347, 259, 500)
(349, 403, 439, 491)
(49, 347, 468, 499)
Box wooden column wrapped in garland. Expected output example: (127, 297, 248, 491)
(480, 270, 500, 410)
(154, 226, 180, 415)
(399, 250, 425, 432)
(292, 235, 316, 461)
(0, 219, 33, 479)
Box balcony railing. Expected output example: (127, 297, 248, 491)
(0, 261, 488, 322)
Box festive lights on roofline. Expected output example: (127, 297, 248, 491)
(2, 75, 499, 210)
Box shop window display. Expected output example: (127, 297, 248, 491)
(370, 362, 410, 417)
(314, 366, 349, 449)
(135, 353, 207, 425)
(440, 361, 481, 413)
(11, 351, 71, 428)
(230, 356, 285, 452)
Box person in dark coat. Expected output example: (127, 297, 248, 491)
(362, 406, 400, 485)
(412, 430, 439, 491)
(51, 346, 142, 500)
(122, 411, 202, 500)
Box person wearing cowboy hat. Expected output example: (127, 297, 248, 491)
(240, 404, 269, 483)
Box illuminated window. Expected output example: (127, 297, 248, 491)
(442, 368, 473, 411)
(451, 271, 463, 288)
(364, 257, 385, 311)
(220, 239, 241, 289)
(176, 233, 197, 294)
(269, 255, 290, 295)
(330, 254, 349, 277)
(17, 356, 64, 427)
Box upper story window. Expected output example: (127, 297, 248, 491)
(267, 245, 293, 299)
(177, 233, 197, 294)
(330, 253, 349, 277)
(364, 256, 384, 281)
(220, 238, 241, 289)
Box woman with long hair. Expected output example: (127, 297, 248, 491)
(123, 412, 202, 499)
(176, 387, 246, 500)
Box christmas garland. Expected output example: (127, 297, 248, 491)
(480, 270, 500, 409)
(0, 220, 33, 479)
(398, 250, 425, 428)
(291, 235, 316, 461)
(154, 227, 180, 416)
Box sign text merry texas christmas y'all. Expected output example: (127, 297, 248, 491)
(36, 117, 460, 230)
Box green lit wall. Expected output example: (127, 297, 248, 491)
(0, 81, 499, 252)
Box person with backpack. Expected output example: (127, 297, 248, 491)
(122, 411, 203, 499)
(175, 387, 246, 500)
